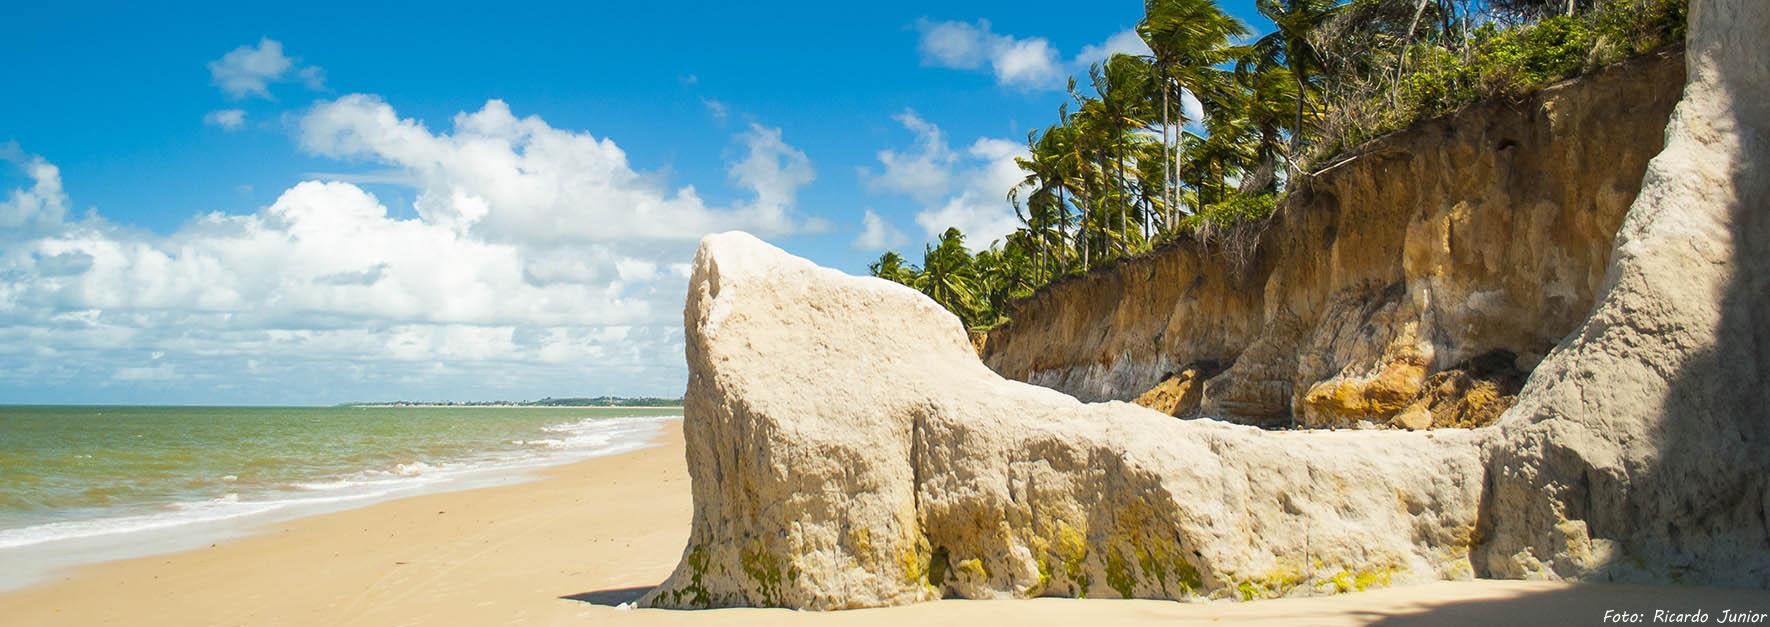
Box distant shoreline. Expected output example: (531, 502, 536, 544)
(345, 404, 682, 409)
(338, 396, 684, 408)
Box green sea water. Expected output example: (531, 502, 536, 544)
(0, 405, 679, 552)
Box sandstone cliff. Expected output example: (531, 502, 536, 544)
(642, 232, 1489, 609)
(982, 49, 1686, 429)
(1479, 0, 1769, 584)
(641, 0, 1767, 610)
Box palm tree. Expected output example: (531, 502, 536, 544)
(912, 228, 980, 325)
(1181, 96, 1257, 215)
(1139, 0, 1249, 225)
(867, 251, 917, 286)
(1056, 98, 1099, 271)
(1132, 139, 1169, 239)
(973, 239, 1037, 326)
(1077, 55, 1155, 258)
(1232, 58, 1299, 192)
(1009, 126, 1077, 282)
(1250, 0, 1341, 156)
(1040, 121, 1082, 274)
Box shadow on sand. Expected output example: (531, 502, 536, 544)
(560, 586, 652, 607)
(1356, 583, 1770, 626)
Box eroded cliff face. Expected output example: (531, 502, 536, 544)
(1479, 0, 1770, 584)
(982, 49, 1685, 428)
(643, 232, 1489, 609)
(643, 2, 1768, 609)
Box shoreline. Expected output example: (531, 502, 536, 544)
(0, 414, 678, 593)
(0, 420, 695, 625)
(3, 420, 1766, 625)
(343, 404, 683, 409)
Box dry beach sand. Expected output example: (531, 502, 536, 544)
(3, 419, 1766, 626)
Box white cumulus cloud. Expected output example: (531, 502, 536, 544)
(915, 19, 1063, 89)
(915, 21, 1151, 91)
(208, 38, 325, 99)
(859, 117, 1026, 250)
(858, 109, 956, 203)
(299, 95, 812, 243)
(727, 123, 817, 229)
(297, 66, 327, 91)
(852, 209, 907, 250)
(911, 137, 1027, 249)
(0, 142, 68, 230)
(204, 109, 247, 131)
(1073, 28, 1152, 67)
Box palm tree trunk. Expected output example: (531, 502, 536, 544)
(1142, 195, 1151, 242)
(1031, 194, 1043, 285)
(1175, 89, 1188, 220)
(1392, 0, 1432, 107)
(1069, 183, 1083, 270)
(1142, 192, 1149, 242)
(1218, 160, 1228, 208)
(1033, 214, 1047, 285)
(1058, 187, 1069, 272)
(1293, 68, 1307, 155)
(1117, 139, 1127, 257)
(1161, 74, 1172, 235)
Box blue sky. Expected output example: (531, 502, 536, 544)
(1, 0, 1265, 404)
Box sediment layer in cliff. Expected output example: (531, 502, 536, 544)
(981, 49, 1685, 428)
(643, 232, 1491, 609)
(645, 3, 1768, 607)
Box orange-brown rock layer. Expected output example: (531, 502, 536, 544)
(982, 49, 1684, 428)
(1130, 361, 1222, 417)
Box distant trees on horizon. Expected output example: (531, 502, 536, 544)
(341, 396, 684, 407)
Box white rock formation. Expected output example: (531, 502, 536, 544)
(641, 0, 1767, 609)
(641, 231, 1488, 609)
(1478, 0, 1769, 585)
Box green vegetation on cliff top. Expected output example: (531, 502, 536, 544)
(870, 0, 1686, 330)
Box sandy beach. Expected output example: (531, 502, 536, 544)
(3, 419, 1766, 626)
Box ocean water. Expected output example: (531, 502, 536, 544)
(0, 405, 677, 587)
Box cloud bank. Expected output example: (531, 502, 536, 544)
(0, 97, 819, 403)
